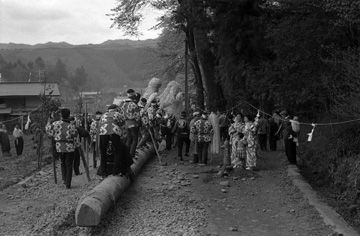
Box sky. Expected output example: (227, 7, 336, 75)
(0, 0, 163, 45)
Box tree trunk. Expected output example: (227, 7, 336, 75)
(193, 28, 225, 111)
(187, 28, 205, 110)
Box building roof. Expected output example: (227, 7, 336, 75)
(0, 82, 60, 96)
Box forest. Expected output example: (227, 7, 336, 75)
(111, 0, 360, 229)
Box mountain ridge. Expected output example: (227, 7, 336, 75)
(0, 39, 159, 50)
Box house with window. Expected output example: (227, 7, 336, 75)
(0, 82, 60, 120)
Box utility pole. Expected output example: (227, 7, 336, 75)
(184, 38, 189, 116)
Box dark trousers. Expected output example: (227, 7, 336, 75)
(100, 134, 133, 177)
(177, 134, 190, 158)
(14, 137, 24, 156)
(126, 127, 139, 157)
(220, 126, 228, 141)
(197, 141, 209, 164)
(165, 129, 173, 150)
(259, 134, 267, 151)
(92, 142, 97, 168)
(73, 149, 81, 175)
(269, 135, 277, 151)
(284, 139, 297, 165)
(60, 152, 75, 188)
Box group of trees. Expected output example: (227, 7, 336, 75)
(0, 55, 88, 93)
(111, 0, 360, 120)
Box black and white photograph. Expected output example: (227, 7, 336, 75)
(0, 0, 360, 235)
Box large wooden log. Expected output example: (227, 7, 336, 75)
(75, 146, 155, 226)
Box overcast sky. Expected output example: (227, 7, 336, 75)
(0, 0, 162, 45)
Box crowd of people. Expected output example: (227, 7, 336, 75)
(44, 87, 300, 189)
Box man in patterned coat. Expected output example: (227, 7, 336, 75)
(98, 104, 133, 178)
(190, 112, 213, 165)
(120, 89, 141, 158)
(46, 108, 78, 189)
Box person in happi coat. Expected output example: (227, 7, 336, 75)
(174, 111, 190, 161)
(98, 104, 134, 179)
(120, 89, 141, 158)
(189, 111, 201, 163)
(13, 124, 24, 157)
(191, 112, 213, 165)
(89, 111, 102, 168)
(46, 108, 78, 189)
(243, 114, 259, 171)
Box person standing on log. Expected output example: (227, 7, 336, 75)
(174, 111, 190, 161)
(90, 111, 102, 168)
(13, 124, 24, 157)
(191, 112, 213, 165)
(98, 104, 133, 179)
(121, 89, 141, 158)
(46, 108, 78, 189)
(137, 98, 151, 148)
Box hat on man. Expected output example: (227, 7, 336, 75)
(108, 104, 118, 110)
(60, 108, 71, 119)
(127, 89, 136, 98)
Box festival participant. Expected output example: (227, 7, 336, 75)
(72, 117, 91, 176)
(121, 89, 141, 158)
(46, 108, 78, 189)
(232, 132, 247, 168)
(13, 124, 24, 157)
(257, 115, 269, 151)
(165, 113, 176, 150)
(243, 114, 258, 171)
(174, 111, 190, 161)
(138, 109, 150, 147)
(89, 111, 102, 168)
(99, 104, 134, 179)
(189, 111, 201, 163)
(268, 117, 278, 151)
(228, 114, 244, 167)
(281, 113, 299, 165)
(191, 112, 213, 165)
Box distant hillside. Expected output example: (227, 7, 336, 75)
(0, 39, 161, 91)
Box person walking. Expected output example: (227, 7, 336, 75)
(257, 115, 269, 151)
(191, 112, 213, 165)
(280, 111, 298, 165)
(89, 111, 102, 168)
(46, 108, 78, 189)
(244, 115, 258, 171)
(189, 111, 201, 163)
(13, 124, 24, 157)
(98, 104, 134, 179)
(121, 89, 141, 158)
(174, 111, 190, 161)
(0, 124, 11, 157)
(268, 117, 278, 151)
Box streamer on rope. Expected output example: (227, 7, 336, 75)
(307, 123, 316, 142)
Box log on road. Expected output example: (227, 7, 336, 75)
(75, 146, 155, 227)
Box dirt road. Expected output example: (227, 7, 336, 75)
(84, 149, 334, 236)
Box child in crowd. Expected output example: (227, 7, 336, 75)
(232, 132, 247, 168)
